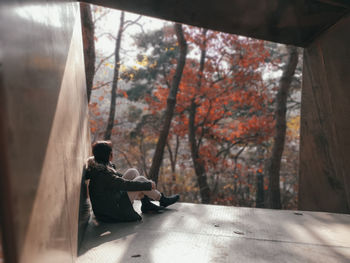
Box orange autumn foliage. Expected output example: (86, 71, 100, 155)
(147, 27, 275, 171)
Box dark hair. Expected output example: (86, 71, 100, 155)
(92, 140, 112, 164)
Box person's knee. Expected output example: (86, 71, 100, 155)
(123, 168, 139, 179)
(133, 175, 149, 182)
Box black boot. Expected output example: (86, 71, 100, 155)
(141, 196, 165, 213)
(159, 193, 180, 207)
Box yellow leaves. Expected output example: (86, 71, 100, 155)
(144, 135, 158, 144)
(287, 115, 300, 138)
(165, 47, 175, 51)
(223, 184, 234, 190)
(149, 61, 157, 68)
(104, 62, 114, 69)
(136, 55, 149, 67)
(120, 64, 127, 72)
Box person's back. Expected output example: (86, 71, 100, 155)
(85, 141, 180, 222)
(85, 157, 144, 222)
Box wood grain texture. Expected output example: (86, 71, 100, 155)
(0, 2, 90, 262)
(84, 0, 349, 47)
(299, 15, 350, 213)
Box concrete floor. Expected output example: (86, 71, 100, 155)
(78, 202, 350, 263)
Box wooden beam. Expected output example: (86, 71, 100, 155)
(82, 0, 348, 47)
(316, 0, 350, 8)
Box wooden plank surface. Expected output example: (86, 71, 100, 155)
(299, 14, 350, 213)
(78, 202, 350, 263)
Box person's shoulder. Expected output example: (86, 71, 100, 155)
(85, 156, 109, 175)
(109, 162, 116, 169)
(85, 156, 95, 169)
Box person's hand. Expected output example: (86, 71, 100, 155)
(151, 181, 156, 190)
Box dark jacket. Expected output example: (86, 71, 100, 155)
(85, 158, 151, 222)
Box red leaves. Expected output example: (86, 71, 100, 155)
(144, 26, 276, 172)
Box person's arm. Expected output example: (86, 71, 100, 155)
(107, 173, 152, 191)
(108, 162, 123, 177)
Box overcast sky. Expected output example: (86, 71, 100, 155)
(93, 8, 167, 65)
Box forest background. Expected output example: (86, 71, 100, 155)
(82, 4, 302, 210)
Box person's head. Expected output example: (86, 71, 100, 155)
(92, 140, 113, 164)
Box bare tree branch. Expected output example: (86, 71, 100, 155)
(124, 15, 143, 29)
(115, 148, 133, 167)
(94, 52, 115, 75)
(92, 81, 113, 90)
(92, 6, 110, 24)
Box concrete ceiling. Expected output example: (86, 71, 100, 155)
(83, 0, 350, 47)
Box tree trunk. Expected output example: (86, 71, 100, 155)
(188, 28, 211, 204)
(80, 3, 95, 103)
(256, 145, 265, 208)
(267, 46, 299, 209)
(104, 12, 125, 140)
(256, 172, 264, 208)
(166, 135, 179, 175)
(189, 101, 211, 203)
(149, 23, 187, 183)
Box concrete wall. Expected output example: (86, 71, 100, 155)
(299, 14, 350, 213)
(0, 1, 90, 262)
